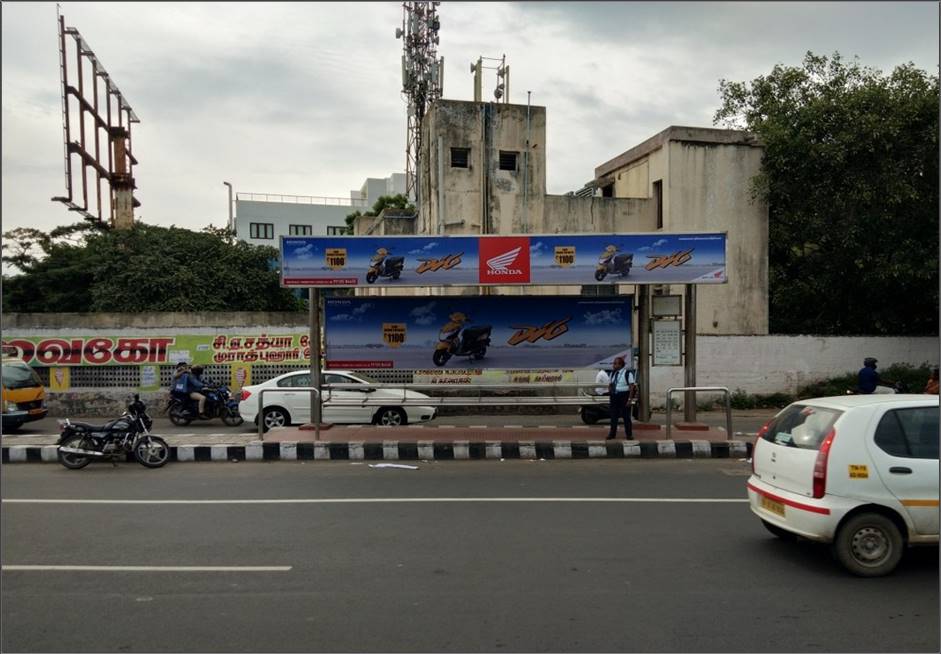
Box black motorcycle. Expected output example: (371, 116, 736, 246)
(433, 324, 492, 366)
(57, 395, 170, 469)
(167, 382, 243, 427)
(366, 254, 404, 283)
(595, 251, 633, 281)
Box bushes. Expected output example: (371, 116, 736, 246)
(726, 363, 935, 410)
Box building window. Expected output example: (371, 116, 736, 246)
(289, 224, 313, 236)
(327, 226, 347, 235)
(450, 147, 470, 168)
(249, 223, 274, 239)
(601, 184, 614, 198)
(499, 151, 518, 171)
(653, 180, 663, 229)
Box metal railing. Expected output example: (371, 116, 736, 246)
(237, 192, 368, 207)
(664, 386, 732, 440)
(254, 381, 608, 441)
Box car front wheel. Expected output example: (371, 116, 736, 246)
(375, 407, 407, 426)
(832, 512, 904, 577)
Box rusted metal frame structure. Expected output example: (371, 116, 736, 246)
(52, 13, 140, 228)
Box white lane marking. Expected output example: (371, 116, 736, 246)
(2, 497, 747, 505)
(1, 565, 291, 572)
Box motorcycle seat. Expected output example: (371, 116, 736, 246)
(68, 418, 124, 431)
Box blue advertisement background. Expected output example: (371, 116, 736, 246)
(324, 296, 633, 370)
(281, 232, 726, 287)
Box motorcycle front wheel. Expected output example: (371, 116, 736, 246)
(222, 407, 244, 427)
(594, 269, 607, 282)
(134, 435, 170, 468)
(365, 271, 378, 284)
(432, 349, 451, 367)
(58, 434, 94, 470)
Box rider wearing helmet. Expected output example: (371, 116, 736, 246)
(857, 357, 895, 394)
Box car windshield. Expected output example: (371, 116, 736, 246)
(762, 404, 842, 450)
(2, 363, 42, 390)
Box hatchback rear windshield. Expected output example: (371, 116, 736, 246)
(762, 404, 842, 450)
(1, 363, 42, 390)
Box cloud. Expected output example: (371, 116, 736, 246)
(409, 242, 438, 255)
(1, 0, 936, 269)
(409, 301, 437, 326)
(583, 308, 624, 326)
(530, 242, 546, 256)
(652, 239, 667, 248)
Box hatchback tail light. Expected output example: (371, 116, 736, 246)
(812, 428, 837, 499)
(752, 419, 772, 474)
(240, 390, 252, 402)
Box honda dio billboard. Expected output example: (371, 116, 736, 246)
(280, 232, 726, 288)
(324, 296, 632, 371)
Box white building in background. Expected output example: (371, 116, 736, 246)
(233, 173, 407, 247)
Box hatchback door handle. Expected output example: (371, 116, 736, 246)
(889, 466, 912, 474)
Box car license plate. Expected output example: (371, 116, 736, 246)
(760, 496, 786, 517)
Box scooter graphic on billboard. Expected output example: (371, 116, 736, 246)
(433, 312, 492, 366)
(594, 245, 634, 281)
(365, 248, 405, 283)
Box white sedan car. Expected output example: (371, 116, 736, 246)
(239, 370, 437, 431)
(747, 394, 939, 576)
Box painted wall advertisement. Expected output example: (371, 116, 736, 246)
(281, 232, 727, 288)
(324, 296, 632, 371)
(1, 333, 311, 367)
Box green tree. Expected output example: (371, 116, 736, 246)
(714, 52, 939, 335)
(344, 193, 416, 234)
(2, 222, 304, 313)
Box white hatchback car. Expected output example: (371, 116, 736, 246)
(747, 394, 939, 577)
(239, 370, 437, 431)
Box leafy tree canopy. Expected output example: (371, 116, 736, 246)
(2, 222, 304, 313)
(714, 52, 938, 335)
(345, 193, 416, 234)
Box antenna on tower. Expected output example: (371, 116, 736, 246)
(395, 1, 443, 209)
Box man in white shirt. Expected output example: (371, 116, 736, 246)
(594, 367, 610, 396)
(607, 356, 637, 440)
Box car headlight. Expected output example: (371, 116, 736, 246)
(5, 401, 18, 412)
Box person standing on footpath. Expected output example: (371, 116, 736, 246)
(607, 356, 637, 440)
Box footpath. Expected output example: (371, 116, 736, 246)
(0, 409, 772, 464)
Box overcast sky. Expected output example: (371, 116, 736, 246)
(2, 1, 938, 242)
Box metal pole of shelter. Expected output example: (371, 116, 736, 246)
(683, 284, 697, 423)
(637, 285, 651, 422)
(309, 288, 321, 439)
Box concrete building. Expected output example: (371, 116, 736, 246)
(234, 173, 407, 247)
(592, 126, 769, 335)
(351, 100, 768, 334)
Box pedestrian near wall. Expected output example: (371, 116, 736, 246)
(607, 356, 637, 440)
(925, 367, 939, 395)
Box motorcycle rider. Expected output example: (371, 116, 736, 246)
(170, 361, 191, 402)
(371, 247, 389, 269)
(439, 312, 468, 349)
(187, 365, 209, 417)
(857, 357, 896, 394)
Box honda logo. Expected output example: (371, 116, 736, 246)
(478, 237, 531, 283)
(486, 246, 523, 275)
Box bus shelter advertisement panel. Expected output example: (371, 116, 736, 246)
(324, 296, 632, 370)
(281, 233, 726, 288)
